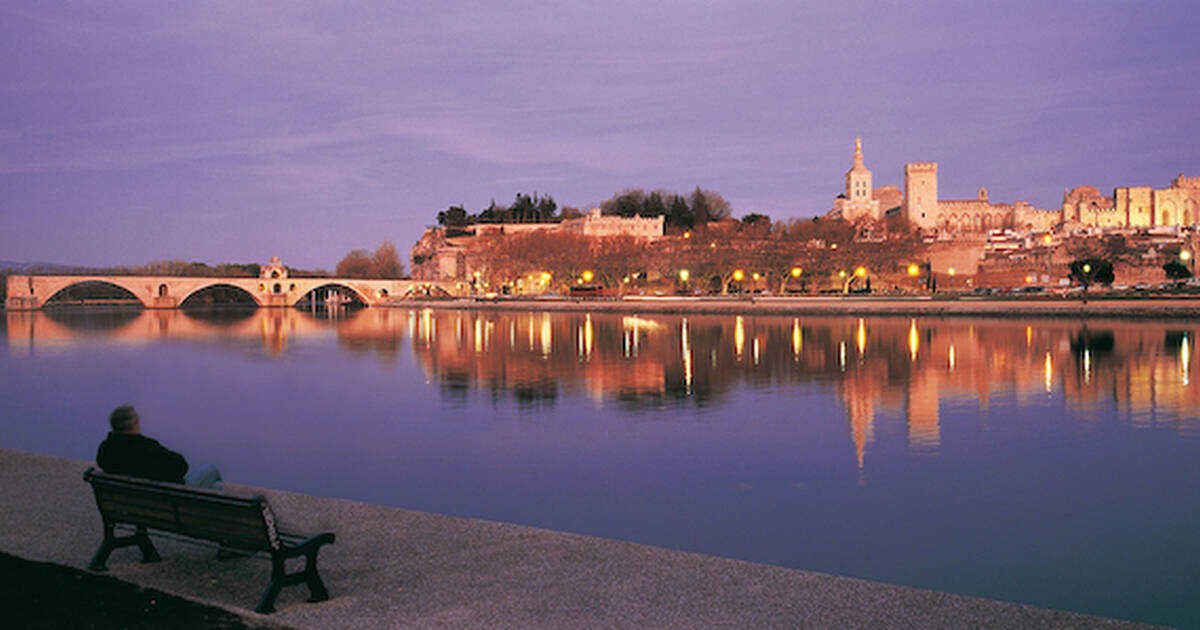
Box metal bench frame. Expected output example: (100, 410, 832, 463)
(84, 467, 335, 613)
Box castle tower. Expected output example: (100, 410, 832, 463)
(904, 162, 939, 230)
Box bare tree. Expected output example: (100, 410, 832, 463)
(370, 240, 406, 278)
(336, 250, 373, 278)
(336, 240, 406, 278)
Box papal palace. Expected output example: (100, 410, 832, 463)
(831, 137, 1200, 232)
(410, 137, 1199, 286)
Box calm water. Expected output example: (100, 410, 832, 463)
(3, 306, 1199, 628)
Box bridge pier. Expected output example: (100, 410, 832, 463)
(5, 296, 41, 311)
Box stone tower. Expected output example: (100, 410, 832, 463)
(846, 137, 873, 206)
(904, 162, 939, 230)
(834, 137, 881, 221)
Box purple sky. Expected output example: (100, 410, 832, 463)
(2, 1, 1198, 270)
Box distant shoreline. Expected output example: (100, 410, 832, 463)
(393, 295, 1200, 319)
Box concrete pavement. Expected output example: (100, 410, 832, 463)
(0, 448, 1162, 629)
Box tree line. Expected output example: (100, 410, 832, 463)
(437, 187, 735, 232)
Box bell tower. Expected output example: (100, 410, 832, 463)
(836, 137, 880, 221)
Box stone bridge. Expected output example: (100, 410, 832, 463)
(5, 258, 464, 310)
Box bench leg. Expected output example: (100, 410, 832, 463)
(256, 554, 287, 614)
(303, 547, 329, 603)
(134, 526, 162, 564)
(256, 541, 332, 613)
(88, 524, 160, 571)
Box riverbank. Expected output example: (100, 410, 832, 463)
(0, 448, 1160, 629)
(393, 294, 1200, 319)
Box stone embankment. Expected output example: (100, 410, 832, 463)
(395, 295, 1200, 319)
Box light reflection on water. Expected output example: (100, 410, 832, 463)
(3, 306, 1200, 628)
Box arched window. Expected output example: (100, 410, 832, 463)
(158, 284, 168, 297)
(273, 283, 281, 294)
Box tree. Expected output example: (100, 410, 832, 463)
(602, 189, 646, 218)
(336, 241, 406, 278)
(477, 199, 508, 223)
(588, 236, 647, 296)
(437, 205, 471, 227)
(642, 191, 666, 218)
(692, 188, 732, 221)
(336, 249, 373, 278)
(1069, 258, 1113, 302)
(498, 192, 558, 223)
(1164, 259, 1193, 280)
(370, 240, 406, 278)
(666, 194, 693, 230)
(741, 213, 771, 227)
(689, 187, 711, 227)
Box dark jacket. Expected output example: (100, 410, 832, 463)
(96, 433, 189, 484)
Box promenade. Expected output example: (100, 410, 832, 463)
(404, 295, 1200, 320)
(0, 448, 1160, 629)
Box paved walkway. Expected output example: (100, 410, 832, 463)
(0, 449, 1160, 629)
(409, 295, 1200, 320)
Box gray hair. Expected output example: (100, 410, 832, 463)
(109, 405, 140, 433)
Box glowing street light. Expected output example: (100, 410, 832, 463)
(907, 264, 920, 276)
(855, 267, 867, 277)
(1181, 250, 1191, 262)
(791, 267, 803, 278)
(838, 270, 847, 278)
(679, 269, 690, 282)
(732, 270, 744, 281)
(582, 270, 594, 282)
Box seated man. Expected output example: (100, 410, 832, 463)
(97, 405, 222, 489)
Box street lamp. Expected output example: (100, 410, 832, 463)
(791, 267, 803, 278)
(679, 269, 690, 282)
(582, 270, 594, 283)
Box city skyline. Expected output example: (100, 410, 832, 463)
(3, 1, 1198, 270)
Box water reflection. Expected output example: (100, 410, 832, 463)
(8, 307, 1200, 450)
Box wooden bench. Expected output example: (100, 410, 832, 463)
(83, 467, 336, 614)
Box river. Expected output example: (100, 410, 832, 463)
(2, 306, 1197, 628)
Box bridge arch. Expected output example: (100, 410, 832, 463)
(179, 283, 262, 307)
(43, 280, 145, 307)
(296, 283, 371, 307)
